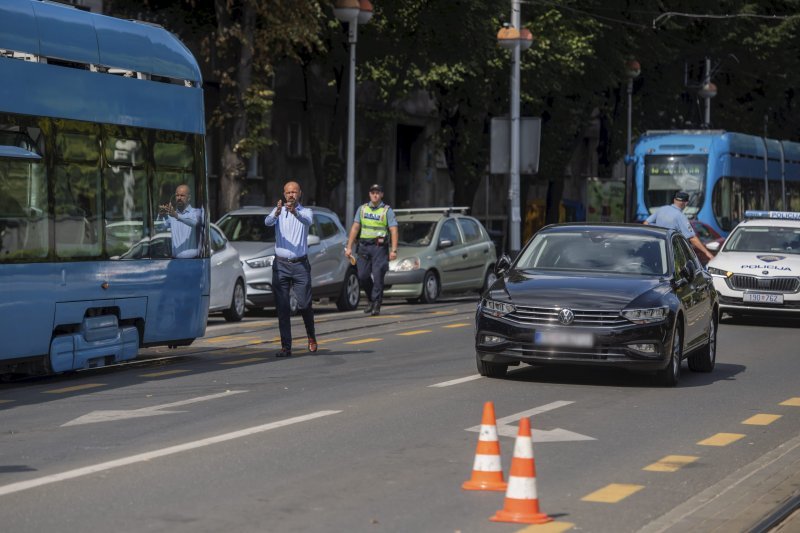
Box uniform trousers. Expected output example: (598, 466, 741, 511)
(272, 257, 315, 350)
(357, 242, 389, 304)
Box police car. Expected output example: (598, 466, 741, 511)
(707, 211, 800, 315)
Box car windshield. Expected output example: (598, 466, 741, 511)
(723, 226, 800, 254)
(217, 215, 275, 243)
(516, 231, 668, 275)
(398, 220, 437, 247)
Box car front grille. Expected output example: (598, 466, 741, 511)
(729, 274, 800, 293)
(506, 305, 628, 327)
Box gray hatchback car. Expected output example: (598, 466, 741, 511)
(383, 208, 497, 302)
(216, 206, 360, 313)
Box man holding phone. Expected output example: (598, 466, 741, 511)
(264, 181, 317, 356)
(158, 183, 201, 258)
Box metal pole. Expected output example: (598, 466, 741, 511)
(508, 0, 522, 253)
(345, 21, 358, 228)
(703, 57, 711, 127)
(626, 77, 633, 223)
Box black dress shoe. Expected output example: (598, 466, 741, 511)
(276, 348, 292, 357)
(371, 302, 381, 316)
(363, 301, 374, 314)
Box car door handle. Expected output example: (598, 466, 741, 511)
(462, 253, 468, 259)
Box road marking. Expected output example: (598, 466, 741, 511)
(443, 323, 469, 328)
(698, 433, 745, 446)
(780, 397, 800, 406)
(431, 311, 456, 315)
(742, 414, 781, 425)
(140, 369, 191, 378)
(44, 383, 105, 394)
(346, 338, 382, 345)
(582, 483, 644, 503)
(2, 410, 341, 497)
(61, 390, 248, 426)
(370, 315, 403, 319)
(397, 330, 432, 336)
(0, 400, 13, 404)
(643, 455, 699, 472)
(517, 522, 575, 532)
(466, 401, 595, 442)
(429, 374, 482, 387)
(220, 357, 266, 365)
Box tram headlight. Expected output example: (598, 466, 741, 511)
(246, 255, 274, 269)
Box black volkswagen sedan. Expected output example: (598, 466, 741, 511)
(475, 224, 718, 386)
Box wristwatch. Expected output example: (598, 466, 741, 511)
(391, 248, 397, 253)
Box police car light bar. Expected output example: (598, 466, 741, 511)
(744, 210, 800, 220)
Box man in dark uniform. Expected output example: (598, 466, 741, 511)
(344, 184, 399, 316)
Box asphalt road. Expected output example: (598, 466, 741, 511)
(1, 297, 799, 533)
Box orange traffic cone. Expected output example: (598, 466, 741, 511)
(490, 416, 553, 524)
(462, 401, 507, 491)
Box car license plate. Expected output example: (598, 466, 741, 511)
(535, 331, 594, 348)
(743, 292, 784, 304)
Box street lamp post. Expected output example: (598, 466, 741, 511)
(334, 0, 373, 228)
(497, 0, 532, 254)
(625, 59, 640, 223)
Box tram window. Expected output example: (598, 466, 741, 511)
(54, 123, 101, 258)
(103, 128, 148, 258)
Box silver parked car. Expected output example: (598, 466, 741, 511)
(384, 208, 497, 302)
(216, 206, 360, 313)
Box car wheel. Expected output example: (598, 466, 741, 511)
(481, 267, 497, 294)
(476, 352, 507, 378)
(336, 268, 360, 311)
(689, 314, 717, 372)
(420, 271, 440, 303)
(656, 324, 682, 387)
(222, 280, 246, 322)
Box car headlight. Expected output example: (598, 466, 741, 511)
(707, 267, 733, 278)
(246, 255, 274, 269)
(621, 306, 668, 324)
(482, 298, 516, 318)
(392, 257, 421, 272)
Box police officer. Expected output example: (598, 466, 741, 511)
(344, 184, 398, 316)
(644, 190, 714, 262)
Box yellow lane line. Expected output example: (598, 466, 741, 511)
(780, 397, 800, 406)
(698, 433, 745, 446)
(430, 311, 456, 315)
(443, 323, 470, 328)
(44, 383, 105, 394)
(517, 522, 575, 532)
(397, 330, 432, 336)
(220, 357, 267, 365)
(643, 455, 699, 472)
(581, 483, 644, 503)
(0, 400, 14, 404)
(742, 414, 782, 425)
(370, 315, 403, 319)
(346, 338, 382, 345)
(140, 369, 191, 378)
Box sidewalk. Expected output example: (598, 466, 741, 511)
(639, 431, 800, 532)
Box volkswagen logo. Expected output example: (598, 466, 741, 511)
(557, 308, 575, 325)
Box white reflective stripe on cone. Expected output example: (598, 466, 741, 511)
(506, 476, 538, 499)
(479, 424, 499, 440)
(513, 436, 534, 458)
(473, 453, 503, 471)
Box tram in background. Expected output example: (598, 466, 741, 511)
(632, 130, 800, 236)
(0, 0, 208, 376)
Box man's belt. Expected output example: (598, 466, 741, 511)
(275, 255, 307, 263)
(359, 238, 386, 244)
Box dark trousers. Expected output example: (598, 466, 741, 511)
(272, 258, 315, 349)
(357, 242, 389, 303)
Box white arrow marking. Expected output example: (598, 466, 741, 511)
(466, 401, 595, 442)
(61, 390, 248, 427)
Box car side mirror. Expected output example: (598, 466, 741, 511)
(438, 238, 453, 250)
(307, 235, 321, 246)
(495, 254, 512, 276)
(706, 241, 720, 252)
